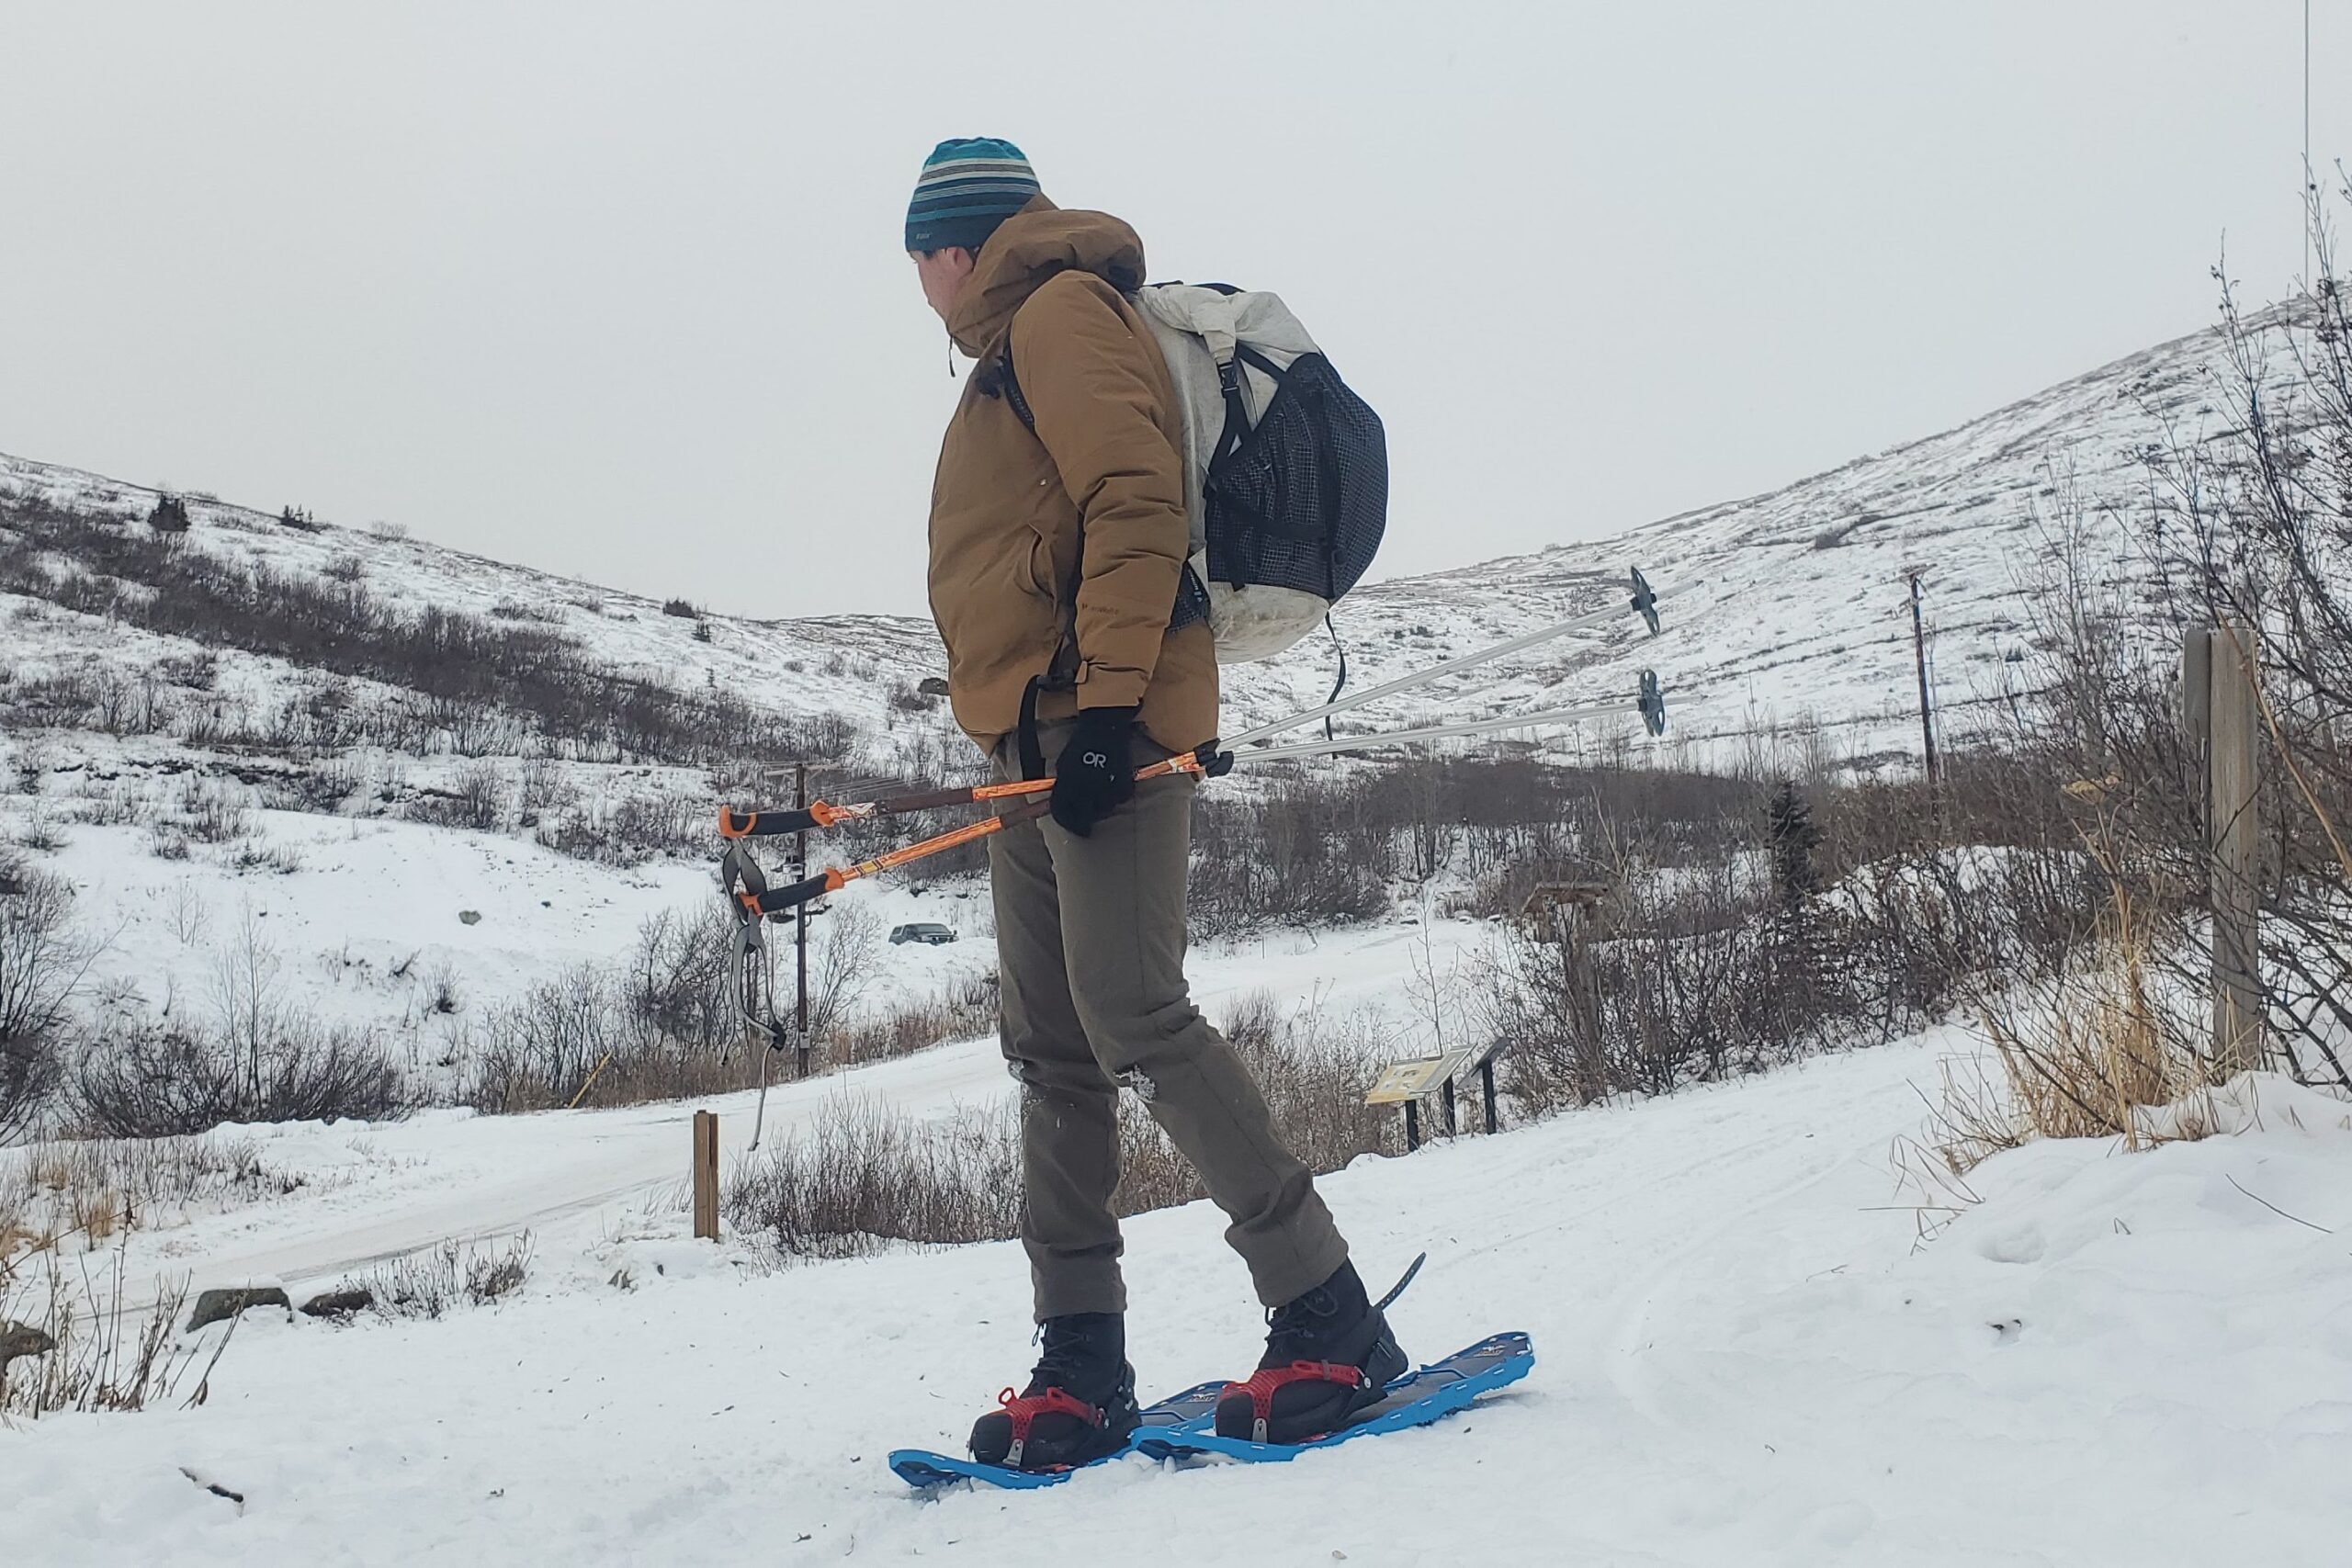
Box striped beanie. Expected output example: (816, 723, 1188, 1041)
(906, 137, 1040, 254)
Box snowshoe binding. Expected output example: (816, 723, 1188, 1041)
(967, 1311, 1141, 1472)
(1214, 1255, 1420, 1445)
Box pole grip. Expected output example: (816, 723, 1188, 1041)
(752, 873, 832, 913)
(719, 806, 818, 840)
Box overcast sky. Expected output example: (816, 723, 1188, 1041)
(2, 3, 2342, 619)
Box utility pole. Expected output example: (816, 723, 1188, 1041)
(793, 759, 811, 1079)
(1908, 571, 1940, 791)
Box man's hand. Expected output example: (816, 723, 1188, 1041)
(1050, 707, 1139, 837)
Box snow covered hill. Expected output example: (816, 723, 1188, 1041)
(9, 1032, 2348, 1566)
(0, 299, 2301, 1073)
(0, 299, 2305, 789)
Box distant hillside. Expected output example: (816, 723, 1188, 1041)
(1, 300, 2306, 795)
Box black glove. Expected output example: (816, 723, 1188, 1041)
(1050, 706, 1138, 838)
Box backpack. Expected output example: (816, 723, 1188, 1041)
(999, 280, 1388, 664)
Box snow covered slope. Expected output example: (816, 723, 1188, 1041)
(0, 300, 2303, 783)
(8, 1036, 2347, 1566)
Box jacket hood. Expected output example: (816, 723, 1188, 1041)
(946, 195, 1148, 357)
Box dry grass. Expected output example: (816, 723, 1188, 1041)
(0, 1254, 233, 1418)
(1930, 882, 2214, 1178)
(336, 1233, 534, 1319)
(0, 1133, 310, 1256)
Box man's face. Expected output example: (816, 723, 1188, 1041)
(913, 247, 977, 322)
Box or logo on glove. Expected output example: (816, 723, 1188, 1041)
(1051, 708, 1139, 837)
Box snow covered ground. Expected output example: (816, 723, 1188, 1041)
(7, 1031, 2347, 1566)
(6, 288, 2346, 1567)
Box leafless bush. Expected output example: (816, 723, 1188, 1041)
(412, 761, 505, 832)
(823, 970, 998, 1066)
(175, 778, 252, 845)
(1113, 992, 1399, 1213)
(0, 853, 94, 1145)
(12, 807, 64, 853)
(725, 994, 1395, 1258)
(724, 1095, 1023, 1258)
(517, 758, 577, 827)
(1192, 773, 1396, 935)
(804, 901, 881, 1041)
(69, 1021, 410, 1138)
(338, 1233, 533, 1319)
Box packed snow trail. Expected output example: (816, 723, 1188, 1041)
(123, 1034, 1012, 1308)
(9, 1029, 2347, 1565)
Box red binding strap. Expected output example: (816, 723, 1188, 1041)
(1221, 1361, 1367, 1443)
(995, 1385, 1102, 1469)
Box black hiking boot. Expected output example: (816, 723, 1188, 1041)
(967, 1311, 1141, 1472)
(1215, 1259, 1409, 1444)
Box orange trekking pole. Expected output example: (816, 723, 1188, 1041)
(720, 745, 1228, 915)
(716, 745, 1224, 844)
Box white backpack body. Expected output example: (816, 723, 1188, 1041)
(1128, 283, 1388, 663)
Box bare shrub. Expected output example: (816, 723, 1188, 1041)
(70, 1021, 410, 1138)
(725, 994, 1394, 1258)
(338, 1233, 533, 1319)
(823, 970, 997, 1066)
(176, 778, 252, 845)
(724, 1096, 1023, 1257)
(804, 900, 881, 1041)
(0, 853, 94, 1144)
(517, 758, 577, 827)
(413, 761, 504, 832)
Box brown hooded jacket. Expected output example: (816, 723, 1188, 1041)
(927, 197, 1217, 761)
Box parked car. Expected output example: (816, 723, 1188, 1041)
(889, 921, 957, 946)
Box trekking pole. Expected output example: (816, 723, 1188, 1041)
(729, 797, 1057, 914)
(1221, 569, 1693, 750)
(722, 676, 1668, 913)
(717, 747, 1226, 840)
(1222, 676, 1667, 767)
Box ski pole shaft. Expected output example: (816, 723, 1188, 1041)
(1224, 573, 1698, 750)
(1225, 698, 1645, 765)
(718, 751, 1216, 840)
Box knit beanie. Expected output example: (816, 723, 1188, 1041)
(905, 137, 1040, 255)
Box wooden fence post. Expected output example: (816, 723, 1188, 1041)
(2208, 624, 2264, 1073)
(692, 1110, 719, 1241)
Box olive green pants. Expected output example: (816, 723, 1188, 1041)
(989, 730, 1349, 1321)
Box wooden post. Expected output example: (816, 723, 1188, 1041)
(1403, 1100, 1420, 1153)
(1480, 1057, 1498, 1134)
(2208, 625, 2264, 1073)
(692, 1110, 719, 1241)
(1440, 1076, 1458, 1137)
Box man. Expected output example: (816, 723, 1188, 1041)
(906, 136, 1406, 1469)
